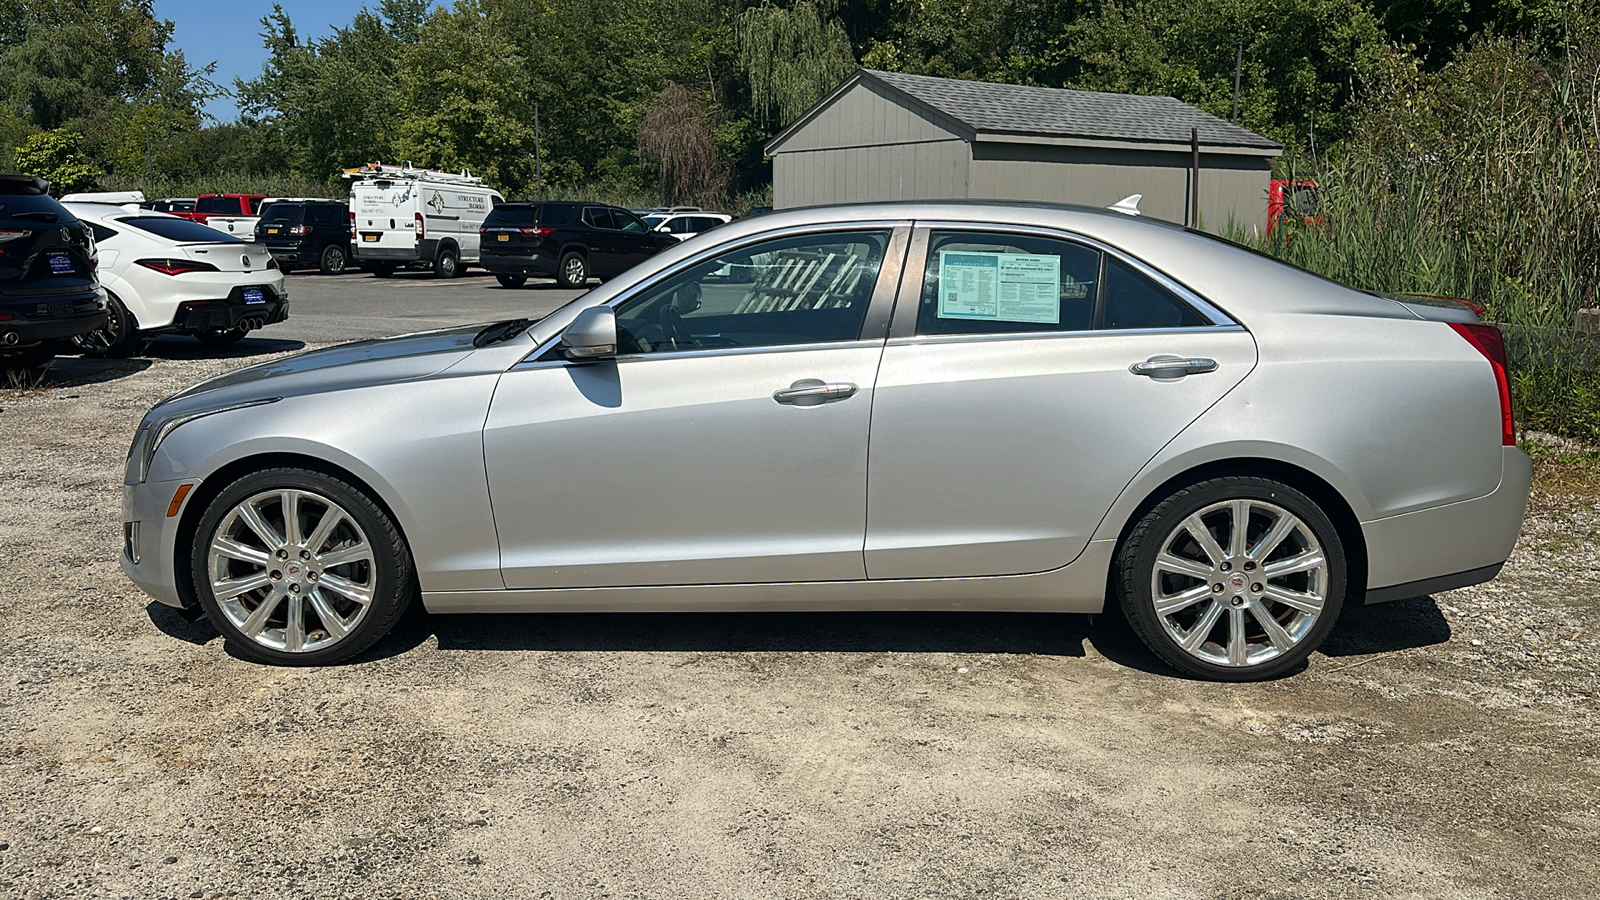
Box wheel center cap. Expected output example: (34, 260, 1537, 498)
(1228, 571, 1247, 592)
(287, 561, 303, 579)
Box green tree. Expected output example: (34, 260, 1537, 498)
(737, 1, 857, 128)
(13, 128, 102, 193)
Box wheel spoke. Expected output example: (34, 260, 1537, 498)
(1248, 597, 1296, 651)
(212, 571, 271, 601)
(280, 491, 302, 546)
(1155, 583, 1214, 617)
(1180, 601, 1224, 651)
(1227, 499, 1251, 557)
(316, 542, 372, 570)
(307, 588, 351, 640)
(1265, 584, 1324, 616)
(1247, 511, 1298, 561)
(239, 589, 284, 637)
(304, 506, 344, 555)
(284, 594, 306, 652)
(1181, 515, 1227, 565)
(1264, 550, 1325, 579)
(318, 572, 373, 606)
(211, 536, 270, 567)
(236, 500, 283, 549)
(1227, 607, 1249, 665)
(1156, 552, 1214, 581)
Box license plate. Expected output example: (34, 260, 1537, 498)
(242, 287, 265, 305)
(362, 233, 379, 242)
(266, 227, 279, 235)
(47, 252, 73, 274)
(497, 233, 510, 241)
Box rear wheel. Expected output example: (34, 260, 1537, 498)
(190, 467, 415, 666)
(434, 245, 459, 279)
(1115, 476, 1346, 681)
(72, 292, 139, 357)
(318, 243, 348, 275)
(195, 327, 247, 346)
(557, 251, 588, 288)
(495, 274, 527, 289)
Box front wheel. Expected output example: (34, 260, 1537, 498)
(189, 468, 416, 665)
(495, 274, 527, 289)
(1115, 476, 1346, 681)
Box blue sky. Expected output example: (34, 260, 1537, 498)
(152, 0, 422, 121)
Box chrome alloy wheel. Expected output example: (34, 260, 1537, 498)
(563, 255, 585, 283)
(1149, 499, 1328, 668)
(206, 489, 376, 653)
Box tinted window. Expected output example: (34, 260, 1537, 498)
(689, 217, 722, 232)
(261, 204, 304, 224)
(614, 209, 648, 233)
(121, 216, 241, 243)
(246, 197, 264, 214)
(663, 216, 691, 234)
(195, 196, 234, 214)
(0, 192, 70, 220)
(89, 223, 117, 243)
(917, 231, 1101, 335)
(582, 207, 614, 229)
(485, 206, 540, 227)
(1102, 257, 1207, 329)
(614, 231, 889, 355)
(643, 215, 667, 228)
(310, 204, 345, 225)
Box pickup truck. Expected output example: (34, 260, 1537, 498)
(179, 194, 270, 237)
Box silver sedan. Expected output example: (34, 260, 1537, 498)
(120, 202, 1530, 680)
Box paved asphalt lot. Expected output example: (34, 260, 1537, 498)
(0, 270, 1597, 898)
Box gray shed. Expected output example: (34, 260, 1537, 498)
(766, 69, 1282, 232)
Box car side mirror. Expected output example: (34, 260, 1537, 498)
(560, 306, 617, 360)
(654, 224, 669, 233)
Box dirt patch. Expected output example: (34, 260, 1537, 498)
(2, 351, 1597, 899)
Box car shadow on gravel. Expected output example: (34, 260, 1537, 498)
(1321, 595, 1452, 656)
(138, 335, 308, 360)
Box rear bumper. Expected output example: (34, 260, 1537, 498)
(0, 292, 107, 344)
(1361, 446, 1532, 602)
(354, 238, 437, 263)
(481, 252, 556, 277)
(169, 286, 289, 333)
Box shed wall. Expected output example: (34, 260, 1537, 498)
(773, 141, 971, 208)
(968, 143, 1272, 232)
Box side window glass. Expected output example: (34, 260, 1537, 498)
(613, 231, 890, 355)
(667, 217, 691, 234)
(1102, 257, 1208, 330)
(918, 231, 1100, 336)
(615, 210, 647, 233)
(583, 207, 614, 229)
(89, 223, 116, 243)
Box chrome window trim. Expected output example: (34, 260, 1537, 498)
(510, 338, 886, 372)
(885, 324, 1247, 348)
(515, 219, 912, 368)
(890, 221, 1238, 339)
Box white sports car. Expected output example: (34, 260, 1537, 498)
(63, 203, 288, 354)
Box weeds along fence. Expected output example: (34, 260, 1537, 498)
(1235, 34, 1600, 443)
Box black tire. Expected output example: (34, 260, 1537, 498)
(556, 250, 588, 288)
(195, 327, 248, 346)
(434, 245, 460, 279)
(1115, 475, 1347, 681)
(318, 243, 348, 275)
(71, 292, 140, 357)
(495, 274, 527, 289)
(189, 467, 416, 666)
(369, 264, 396, 279)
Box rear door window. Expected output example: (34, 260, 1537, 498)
(614, 209, 648, 233)
(582, 207, 614, 230)
(917, 231, 1101, 335)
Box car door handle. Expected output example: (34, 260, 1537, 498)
(1130, 356, 1219, 379)
(773, 379, 859, 406)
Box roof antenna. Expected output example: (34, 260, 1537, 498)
(1108, 194, 1142, 216)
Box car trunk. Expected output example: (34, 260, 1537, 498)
(179, 242, 275, 273)
(482, 205, 558, 254)
(0, 199, 98, 299)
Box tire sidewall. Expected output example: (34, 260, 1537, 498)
(320, 244, 347, 275)
(189, 468, 412, 666)
(435, 246, 458, 279)
(558, 251, 586, 287)
(1118, 476, 1347, 681)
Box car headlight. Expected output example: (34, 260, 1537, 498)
(130, 398, 280, 483)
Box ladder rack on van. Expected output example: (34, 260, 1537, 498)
(341, 162, 484, 186)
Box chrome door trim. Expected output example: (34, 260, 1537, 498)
(515, 220, 913, 367)
(883, 324, 1247, 349)
(510, 338, 888, 372)
(889, 221, 1238, 339)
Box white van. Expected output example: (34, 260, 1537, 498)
(343, 164, 503, 278)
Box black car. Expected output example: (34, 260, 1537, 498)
(479, 202, 677, 288)
(255, 200, 354, 274)
(0, 174, 106, 369)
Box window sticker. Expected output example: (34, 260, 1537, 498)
(937, 250, 1063, 324)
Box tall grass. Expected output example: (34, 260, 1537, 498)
(1234, 34, 1600, 443)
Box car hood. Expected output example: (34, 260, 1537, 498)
(154, 324, 486, 414)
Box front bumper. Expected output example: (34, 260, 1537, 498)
(1361, 445, 1532, 602)
(121, 477, 201, 609)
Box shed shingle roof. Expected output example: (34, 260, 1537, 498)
(860, 69, 1281, 152)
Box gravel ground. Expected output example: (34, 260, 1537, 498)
(1, 343, 1598, 900)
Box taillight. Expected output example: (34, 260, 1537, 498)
(0, 228, 27, 243)
(136, 258, 220, 276)
(520, 227, 555, 236)
(267, 258, 279, 270)
(1449, 322, 1515, 446)
(415, 211, 425, 241)
(349, 211, 356, 239)
(289, 224, 310, 235)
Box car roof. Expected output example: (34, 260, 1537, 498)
(65, 202, 181, 221)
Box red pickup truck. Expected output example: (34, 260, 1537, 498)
(1267, 179, 1319, 236)
(175, 193, 269, 225)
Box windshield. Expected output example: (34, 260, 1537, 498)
(260, 204, 305, 224)
(642, 215, 666, 227)
(121, 216, 242, 243)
